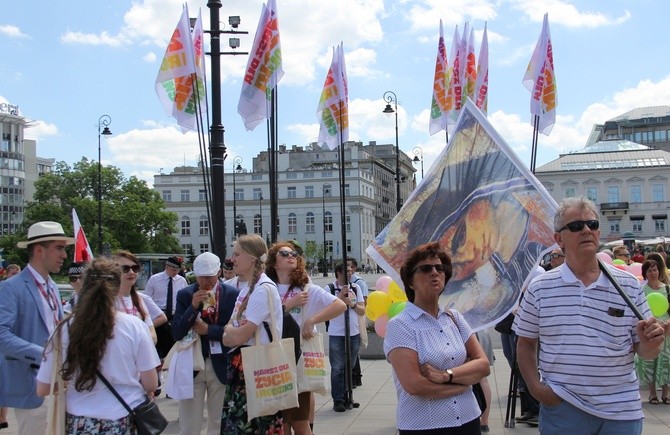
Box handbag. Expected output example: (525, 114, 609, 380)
(45, 329, 66, 435)
(163, 328, 205, 371)
(446, 310, 487, 415)
(241, 288, 299, 420)
(97, 371, 168, 435)
(296, 333, 331, 395)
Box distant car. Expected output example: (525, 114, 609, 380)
(57, 283, 74, 305)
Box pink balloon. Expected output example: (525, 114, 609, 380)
(627, 263, 642, 277)
(374, 314, 389, 337)
(596, 251, 613, 265)
(375, 276, 393, 293)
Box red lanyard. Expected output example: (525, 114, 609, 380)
(35, 279, 60, 326)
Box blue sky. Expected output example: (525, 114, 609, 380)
(2, 0, 670, 186)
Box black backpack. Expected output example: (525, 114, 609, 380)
(261, 284, 302, 363)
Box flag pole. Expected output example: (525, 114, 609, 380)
(530, 115, 539, 173)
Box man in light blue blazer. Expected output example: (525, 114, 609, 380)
(0, 221, 74, 435)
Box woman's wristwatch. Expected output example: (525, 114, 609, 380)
(445, 369, 454, 384)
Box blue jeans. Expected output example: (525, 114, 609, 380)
(329, 334, 360, 403)
(540, 400, 642, 435)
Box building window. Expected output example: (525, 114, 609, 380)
(652, 183, 664, 202)
(287, 186, 297, 198)
(632, 221, 643, 233)
(564, 187, 576, 198)
(607, 186, 619, 203)
(254, 214, 262, 234)
(162, 190, 172, 202)
(345, 212, 351, 232)
(306, 212, 315, 233)
(199, 243, 209, 253)
(655, 218, 666, 232)
(288, 213, 297, 233)
(305, 185, 314, 198)
(199, 189, 206, 201)
(180, 189, 190, 202)
(324, 211, 333, 232)
(234, 188, 244, 201)
(585, 187, 598, 203)
(304, 172, 314, 179)
(199, 216, 209, 235)
(322, 171, 333, 177)
(629, 185, 642, 203)
(181, 243, 192, 253)
(286, 172, 297, 179)
(252, 174, 263, 181)
(181, 216, 190, 236)
(325, 240, 333, 254)
(253, 188, 262, 200)
(344, 184, 350, 196)
(609, 219, 620, 233)
(346, 239, 351, 253)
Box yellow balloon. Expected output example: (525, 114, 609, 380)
(388, 281, 408, 303)
(365, 291, 392, 321)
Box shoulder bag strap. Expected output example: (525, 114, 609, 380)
(96, 370, 134, 415)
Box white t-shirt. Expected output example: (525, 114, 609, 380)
(138, 292, 164, 322)
(115, 295, 153, 328)
(230, 274, 282, 346)
(277, 283, 338, 333)
(37, 312, 160, 420)
(326, 281, 361, 337)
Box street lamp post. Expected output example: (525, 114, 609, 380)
(258, 192, 263, 236)
(412, 146, 424, 179)
(322, 183, 331, 277)
(96, 115, 112, 254)
(232, 156, 242, 239)
(382, 91, 402, 212)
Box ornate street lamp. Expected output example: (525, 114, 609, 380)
(96, 115, 112, 254)
(232, 156, 243, 238)
(382, 91, 402, 212)
(412, 146, 424, 179)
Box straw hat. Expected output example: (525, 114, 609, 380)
(17, 221, 76, 248)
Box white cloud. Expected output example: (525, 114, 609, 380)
(143, 52, 157, 62)
(405, 0, 498, 32)
(511, 0, 631, 28)
(22, 121, 59, 142)
(107, 127, 201, 172)
(0, 25, 29, 39)
(61, 30, 130, 47)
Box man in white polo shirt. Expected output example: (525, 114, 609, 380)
(514, 197, 665, 434)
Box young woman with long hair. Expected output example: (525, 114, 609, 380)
(36, 258, 159, 433)
(265, 241, 347, 434)
(221, 234, 284, 433)
(114, 250, 157, 344)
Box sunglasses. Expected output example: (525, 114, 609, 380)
(278, 250, 299, 258)
(69, 276, 82, 283)
(412, 263, 447, 275)
(558, 219, 599, 232)
(549, 253, 565, 260)
(120, 264, 141, 274)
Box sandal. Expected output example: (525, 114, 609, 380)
(649, 396, 660, 404)
(662, 397, 670, 405)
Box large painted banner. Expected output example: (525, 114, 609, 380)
(366, 100, 558, 330)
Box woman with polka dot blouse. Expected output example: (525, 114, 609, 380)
(384, 242, 490, 434)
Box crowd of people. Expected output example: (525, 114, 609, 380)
(1, 198, 669, 434)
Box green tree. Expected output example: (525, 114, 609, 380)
(12, 158, 181, 261)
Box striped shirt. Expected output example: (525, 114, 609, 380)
(384, 304, 481, 430)
(514, 263, 650, 420)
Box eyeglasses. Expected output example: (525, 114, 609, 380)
(558, 219, 599, 232)
(69, 276, 82, 283)
(549, 253, 565, 260)
(412, 263, 447, 275)
(278, 250, 299, 258)
(120, 264, 141, 274)
(617, 252, 630, 257)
